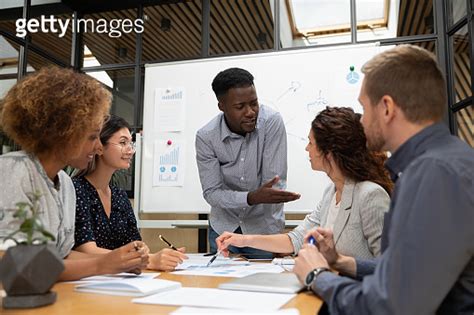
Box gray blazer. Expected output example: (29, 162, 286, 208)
(288, 179, 390, 259)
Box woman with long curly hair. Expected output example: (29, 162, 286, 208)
(0, 67, 148, 280)
(216, 106, 392, 259)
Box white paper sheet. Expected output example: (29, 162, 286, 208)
(67, 272, 160, 284)
(75, 277, 180, 297)
(133, 287, 295, 311)
(153, 138, 185, 186)
(177, 253, 247, 270)
(171, 262, 285, 278)
(154, 87, 186, 132)
(171, 306, 300, 315)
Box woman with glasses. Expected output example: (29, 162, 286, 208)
(0, 67, 148, 280)
(72, 115, 188, 271)
(217, 107, 392, 260)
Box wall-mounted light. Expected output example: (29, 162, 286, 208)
(257, 32, 267, 45)
(161, 18, 171, 31)
(117, 47, 128, 58)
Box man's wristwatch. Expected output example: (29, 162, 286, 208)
(304, 267, 330, 290)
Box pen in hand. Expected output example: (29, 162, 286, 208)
(159, 234, 178, 251)
(206, 250, 221, 267)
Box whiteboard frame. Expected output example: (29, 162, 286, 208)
(136, 43, 381, 217)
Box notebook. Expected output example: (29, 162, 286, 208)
(218, 272, 304, 294)
(75, 277, 181, 297)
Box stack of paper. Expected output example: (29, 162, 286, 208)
(75, 277, 181, 297)
(69, 272, 160, 284)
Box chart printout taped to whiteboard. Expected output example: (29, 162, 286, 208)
(153, 138, 185, 186)
(154, 87, 186, 132)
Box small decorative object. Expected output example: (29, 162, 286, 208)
(0, 192, 64, 309)
(346, 65, 360, 84)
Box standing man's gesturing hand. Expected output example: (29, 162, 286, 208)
(247, 175, 300, 205)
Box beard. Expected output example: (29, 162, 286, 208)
(365, 120, 386, 151)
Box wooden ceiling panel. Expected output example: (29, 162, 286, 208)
(0, 0, 464, 76)
(397, 0, 433, 36)
(142, 0, 202, 62)
(84, 9, 137, 65)
(210, 0, 273, 55)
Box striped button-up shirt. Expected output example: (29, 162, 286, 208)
(195, 105, 287, 235)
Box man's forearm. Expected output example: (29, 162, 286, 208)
(333, 254, 357, 277)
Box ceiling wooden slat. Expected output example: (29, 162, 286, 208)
(224, 0, 259, 49)
(213, 1, 251, 52)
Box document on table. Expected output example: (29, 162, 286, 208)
(171, 306, 300, 315)
(172, 262, 285, 278)
(177, 253, 249, 270)
(67, 272, 160, 284)
(75, 277, 181, 297)
(133, 287, 296, 311)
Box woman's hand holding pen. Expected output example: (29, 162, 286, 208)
(98, 241, 149, 275)
(149, 247, 188, 271)
(216, 231, 247, 257)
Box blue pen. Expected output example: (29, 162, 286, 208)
(308, 235, 317, 246)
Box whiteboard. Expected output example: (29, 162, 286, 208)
(140, 43, 381, 213)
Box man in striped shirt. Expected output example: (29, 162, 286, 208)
(196, 67, 300, 257)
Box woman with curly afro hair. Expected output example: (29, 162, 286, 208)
(217, 106, 392, 260)
(0, 67, 148, 280)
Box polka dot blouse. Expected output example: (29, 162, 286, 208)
(72, 176, 141, 250)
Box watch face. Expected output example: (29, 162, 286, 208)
(305, 270, 315, 286)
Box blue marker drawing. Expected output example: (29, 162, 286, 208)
(160, 166, 166, 172)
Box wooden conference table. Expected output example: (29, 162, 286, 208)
(1, 272, 323, 315)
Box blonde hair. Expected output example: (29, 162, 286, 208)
(362, 44, 446, 123)
(1, 66, 111, 155)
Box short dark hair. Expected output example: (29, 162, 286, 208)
(211, 67, 254, 100)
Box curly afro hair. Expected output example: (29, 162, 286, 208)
(1, 66, 111, 155)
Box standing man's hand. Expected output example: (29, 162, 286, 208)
(247, 175, 300, 205)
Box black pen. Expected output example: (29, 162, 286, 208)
(206, 250, 221, 267)
(159, 234, 178, 250)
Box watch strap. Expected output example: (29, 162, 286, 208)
(306, 267, 330, 290)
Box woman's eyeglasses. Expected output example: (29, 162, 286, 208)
(108, 141, 136, 154)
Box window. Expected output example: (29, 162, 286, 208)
(455, 105, 474, 147)
(0, 36, 19, 98)
(287, 0, 388, 38)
